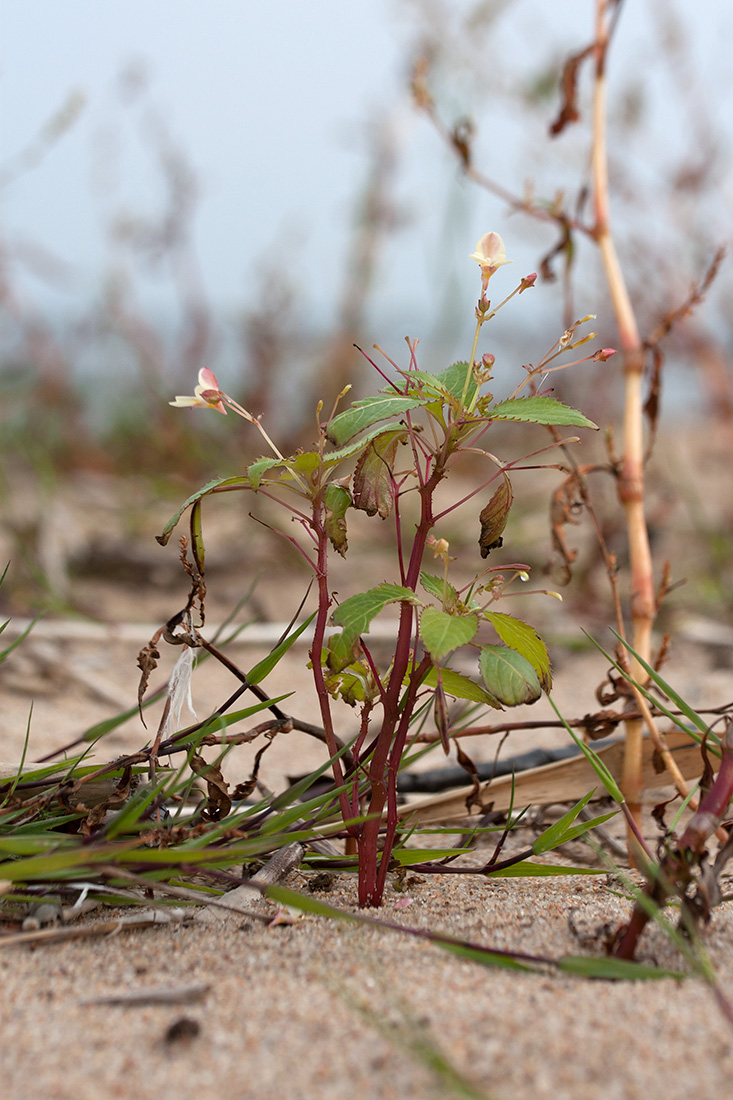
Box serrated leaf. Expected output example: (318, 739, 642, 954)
(247, 457, 285, 490)
(290, 451, 322, 476)
(419, 571, 458, 610)
(321, 422, 412, 468)
(328, 584, 420, 672)
(156, 476, 250, 546)
(422, 665, 502, 708)
(420, 607, 478, 660)
(324, 483, 351, 557)
(352, 429, 407, 518)
(434, 361, 480, 404)
(394, 369, 451, 400)
(326, 395, 423, 446)
(484, 612, 552, 691)
(488, 395, 598, 429)
(479, 645, 542, 706)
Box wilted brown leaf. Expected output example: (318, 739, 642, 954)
(190, 754, 231, 820)
(478, 472, 513, 558)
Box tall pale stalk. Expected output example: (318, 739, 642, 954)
(591, 1, 656, 844)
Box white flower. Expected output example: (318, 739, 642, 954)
(469, 232, 512, 273)
(170, 367, 227, 415)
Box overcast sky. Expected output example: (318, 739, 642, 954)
(1, 0, 731, 383)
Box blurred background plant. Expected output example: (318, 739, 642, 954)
(1, 0, 731, 622)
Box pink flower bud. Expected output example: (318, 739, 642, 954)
(519, 273, 537, 293)
(593, 347, 616, 362)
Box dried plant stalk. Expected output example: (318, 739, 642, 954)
(591, 0, 655, 846)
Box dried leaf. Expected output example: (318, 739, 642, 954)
(352, 430, 406, 518)
(549, 471, 583, 582)
(455, 742, 481, 812)
(549, 45, 593, 136)
(479, 473, 513, 557)
(190, 754, 231, 821)
(451, 118, 473, 168)
(137, 627, 164, 721)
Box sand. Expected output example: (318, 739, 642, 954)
(2, 866, 733, 1100)
(2, 450, 733, 1100)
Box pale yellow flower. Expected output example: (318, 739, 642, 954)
(469, 232, 512, 274)
(170, 367, 227, 415)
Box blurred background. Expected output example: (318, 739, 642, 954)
(1, 0, 732, 620)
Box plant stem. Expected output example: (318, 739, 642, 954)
(358, 460, 445, 906)
(308, 506, 351, 831)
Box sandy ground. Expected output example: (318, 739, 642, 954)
(2, 626, 732, 1100)
(1, 869, 733, 1100)
(1, 445, 733, 1100)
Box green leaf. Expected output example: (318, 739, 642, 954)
(547, 694, 624, 802)
(156, 476, 250, 545)
(420, 607, 478, 661)
(290, 451, 322, 476)
(391, 847, 471, 865)
(246, 614, 316, 685)
(434, 361, 480, 404)
(532, 790, 598, 854)
(326, 395, 423, 446)
(557, 956, 686, 981)
(247, 456, 285, 490)
(321, 422, 413, 468)
(484, 612, 552, 691)
(331, 584, 419, 638)
(487, 862, 604, 878)
(394, 369, 452, 400)
(190, 499, 205, 573)
(0, 613, 42, 664)
(607, 630, 714, 740)
(488, 395, 598, 429)
(478, 646, 542, 706)
(176, 696, 293, 744)
(419, 571, 458, 610)
(422, 665, 502, 708)
(328, 584, 420, 673)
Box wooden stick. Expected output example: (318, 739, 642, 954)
(396, 729, 703, 826)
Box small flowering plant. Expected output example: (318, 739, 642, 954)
(158, 232, 610, 907)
